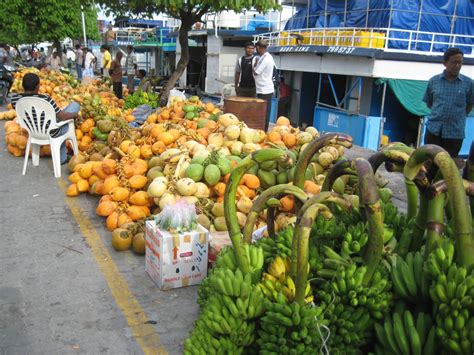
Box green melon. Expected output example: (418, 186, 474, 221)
(185, 164, 204, 182)
(217, 158, 232, 175)
(183, 104, 196, 113)
(191, 156, 206, 165)
(204, 164, 221, 186)
(197, 119, 209, 129)
(185, 112, 196, 120)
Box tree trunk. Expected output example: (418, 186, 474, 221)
(159, 20, 193, 107)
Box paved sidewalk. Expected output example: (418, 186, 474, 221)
(0, 120, 199, 355)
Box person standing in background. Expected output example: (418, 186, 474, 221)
(100, 45, 112, 78)
(104, 23, 116, 47)
(83, 48, 96, 78)
(110, 52, 123, 99)
(137, 69, 151, 92)
(125, 45, 137, 93)
(75, 44, 84, 80)
(278, 77, 291, 118)
(253, 39, 275, 130)
(49, 52, 62, 71)
(423, 47, 473, 158)
(234, 42, 257, 98)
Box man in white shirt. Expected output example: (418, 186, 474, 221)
(253, 39, 275, 130)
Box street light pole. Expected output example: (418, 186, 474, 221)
(81, 5, 87, 45)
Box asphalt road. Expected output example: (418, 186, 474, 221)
(0, 118, 198, 354)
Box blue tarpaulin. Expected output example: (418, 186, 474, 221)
(284, 0, 473, 52)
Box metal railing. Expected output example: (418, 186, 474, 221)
(254, 27, 474, 56)
(115, 28, 176, 47)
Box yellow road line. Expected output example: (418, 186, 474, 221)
(58, 179, 167, 355)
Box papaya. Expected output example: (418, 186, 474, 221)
(204, 164, 221, 186)
(217, 158, 232, 175)
(257, 169, 276, 189)
(185, 164, 204, 182)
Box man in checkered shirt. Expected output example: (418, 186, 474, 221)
(423, 47, 473, 157)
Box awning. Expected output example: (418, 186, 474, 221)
(376, 78, 431, 116)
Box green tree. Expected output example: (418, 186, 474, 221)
(92, 0, 279, 105)
(0, 1, 99, 47)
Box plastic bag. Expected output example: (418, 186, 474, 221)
(154, 200, 197, 233)
(167, 89, 186, 107)
(131, 104, 153, 125)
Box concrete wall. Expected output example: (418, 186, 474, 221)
(205, 36, 243, 95)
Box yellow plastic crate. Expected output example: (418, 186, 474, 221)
(374, 32, 386, 48)
(355, 31, 371, 48)
(302, 31, 311, 45)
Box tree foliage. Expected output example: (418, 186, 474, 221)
(0, 0, 100, 46)
(92, 0, 279, 105)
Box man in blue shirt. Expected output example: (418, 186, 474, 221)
(423, 47, 473, 157)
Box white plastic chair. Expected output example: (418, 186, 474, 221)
(14, 97, 78, 178)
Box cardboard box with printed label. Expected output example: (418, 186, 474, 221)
(145, 221, 209, 290)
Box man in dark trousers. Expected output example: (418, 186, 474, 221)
(234, 42, 256, 98)
(423, 47, 473, 157)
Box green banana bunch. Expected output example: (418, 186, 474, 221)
(390, 251, 430, 303)
(259, 272, 312, 304)
(214, 246, 237, 271)
(186, 269, 267, 354)
(316, 245, 351, 280)
(184, 321, 243, 355)
(429, 262, 474, 354)
(340, 222, 369, 258)
(374, 310, 436, 355)
(424, 239, 455, 279)
(255, 236, 275, 264)
(274, 226, 294, 259)
(257, 294, 325, 354)
(316, 264, 392, 352)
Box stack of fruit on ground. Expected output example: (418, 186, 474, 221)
(0, 104, 17, 120)
(4, 68, 133, 157)
(63, 94, 348, 253)
(184, 135, 474, 354)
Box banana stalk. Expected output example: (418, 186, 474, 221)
(410, 196, 429, 252)
(404, 145, 474, 267)
(294, 202, 332, 305)
(293, 133, 353, 191)
(242, 184, 307, 244)
(265, 206, 277, 238)
(321, 158, 356, 192)
(424, 192, 445, 256)
(464, 141, 474, 220)
(368, 144, 419, 220)
(290, 192, 352, 277)
(429, 179, 474, 197)
(353, 158, 385, 285)
(224, 149, 291, 273)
